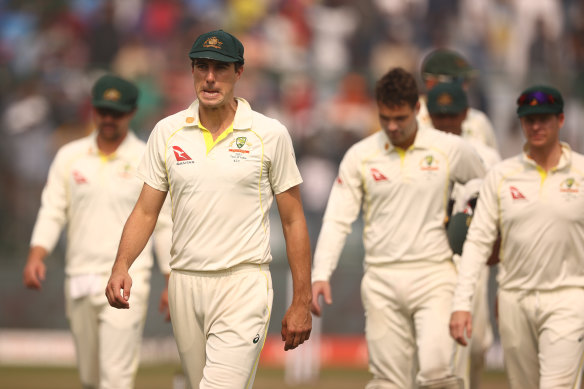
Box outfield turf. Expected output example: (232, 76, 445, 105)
(0, 364, 513, 389)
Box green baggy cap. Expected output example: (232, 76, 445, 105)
(92, 75, 138, 113)
(188, 30, 244, 64)
(516, 85, 563, 117)
(427, 82, 468, 115)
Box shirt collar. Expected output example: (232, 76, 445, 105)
(521, 141, 572, 170)
(89, 130, 137, 159)
(379, 120, 429, 153)
(182, 97, 253, 130)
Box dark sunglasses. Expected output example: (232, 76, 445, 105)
(516, 91, 556, 107)
(96, 107, 126, 119)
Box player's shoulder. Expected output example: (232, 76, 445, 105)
(55, 133, 94, 158)
(421, 126, 465, 149)
(153, 107, 192, 135)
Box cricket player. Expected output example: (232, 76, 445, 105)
(22, 74, 173, 389)
(418, 48, 499, 151)
(105, 30, 312, 389)
(450, 85, 584, 389)
(311, 68, 486, 389)
(426, 82, 501, 389)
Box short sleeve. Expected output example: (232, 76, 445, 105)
(137, 124, 169, 192)
(268, 123, 302, 194)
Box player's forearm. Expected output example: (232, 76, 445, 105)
(283, 219, 312, 306)
(113, 208, 158, 272)
(312, 220, 350, 282)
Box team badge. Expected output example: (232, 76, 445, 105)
(236, 136, 247, 149)
(203, 36, 223, 49)
(103, 88, 121, 101)
(560, 177, 579, 193)
(420, 154, 439, 171)
(437, 93, 453, 106)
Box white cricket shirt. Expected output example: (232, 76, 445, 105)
(30, 131, 172, 276)
(137, 98, 302, 271)
(312, 126, 486, 282)
(453, 143, 584, 311)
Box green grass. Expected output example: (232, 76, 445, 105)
(0, 364, 512, 389)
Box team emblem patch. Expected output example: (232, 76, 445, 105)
(236, 136, 247, 149)
(420, 154, 439, 171)
(437, 93, 453, 106)
(560, 177, 579, 193)
(203, 36, 223, 49)
(103, 88, 121, 101)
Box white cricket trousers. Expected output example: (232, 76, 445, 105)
(361, 260, 460, 389)
(498, 287, 584, 389)
(65, 271, 150, 389)
(169, 264, 273, 389)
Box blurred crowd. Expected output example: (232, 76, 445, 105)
(1, 0, 584, 267)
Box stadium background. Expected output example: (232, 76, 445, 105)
(0, 0, 583, 386)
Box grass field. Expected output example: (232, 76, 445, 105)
(0, 364, 512, 388)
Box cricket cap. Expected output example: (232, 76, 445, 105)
(427, 82, 468, 115)
(421, 49, 475, 80)
(92, 74, 138, 113)
(188, 30, 244, 64)
(516, 85, 564, 117)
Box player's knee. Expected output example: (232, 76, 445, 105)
(365, 377, 402, 389)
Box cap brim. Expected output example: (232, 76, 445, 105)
(93, 101, 135, 113)
(517, 105, 562, 117)
(188, 50, 239, 63)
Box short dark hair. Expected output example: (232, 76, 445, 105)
(190, 59, 243, 72)
(375, 68, 419, 108)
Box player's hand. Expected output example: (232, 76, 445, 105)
(310, 281, 332, 316)
(159, 287, 171, 322)
(281, 301, 312, 351)
(105, 267, 132, 309)
(23, 258, 46, 290)
(449, 310, 472, 346)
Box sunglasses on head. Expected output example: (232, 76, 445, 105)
(516, 91, 556, 107)
(96, 107, 126, 118)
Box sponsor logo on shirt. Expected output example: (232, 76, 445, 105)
(370, 168, 388, 182)
(72, 170, 88, 184)
(336, 176, 343, 185)
(172, 146, 195, 165)
(420, 155, 439, 171)
(559, 177, 579, 193)
(509, 186, 526, 200)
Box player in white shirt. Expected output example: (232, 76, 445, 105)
(105, 30, 312, 389)
(418, 49, 499, 151)
(23, 74, 173, 389)
(311, 68, 486, 389)
(427, 82, 501, 389)
(450, 85, 584, 389)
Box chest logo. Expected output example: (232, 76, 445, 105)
(370, 168, 388, 182)
(560, 177, 579, 193)
(510, 186, 526, 200)
(72, 170, 88, 184)
(420, 154, 439, 171)
(172, 146, 192, 162)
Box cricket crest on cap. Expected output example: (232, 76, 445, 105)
(437, 93, 453, 106)
(103, 88, 121, 102)
(203, 36, 223, 50)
